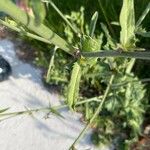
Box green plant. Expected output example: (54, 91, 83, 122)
(0, 0, 150, 149)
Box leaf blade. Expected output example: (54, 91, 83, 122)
(0, 108, 10, 114)
(136, 2, 150, 28)
(119, 0, 136, 50)
(89, 11, 98, 37)
(67, 62, 81, 110)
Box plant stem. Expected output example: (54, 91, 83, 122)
(98, 0, 116, 38)
(82, 51, 150, 60)
(43, 0, 80, 36)
(0, 105, 67, 118)
(46, 46, 58, 82)
(75, 96, 102, 105)
(126, 58, 135, 74)
(50, 77, 68, 82)
(69, 74, 115, 149)
(0, 97, 103, 122)
(112, 78, 150, 88)
(0, 19, 52, 44)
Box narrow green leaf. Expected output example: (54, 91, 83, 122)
(67, 62, 81, 110)
(0, 19, 52, 44)
(85, 103, 90, 120)
(50, 108, 65, 119)
(119, 0, 136, 50)
(46, 46, 58, 82)
(30, 0, 46, 26)
(98, 0, 115, 37)
(136, 2, 150, 28)
(46, 0, 79, 35)
(111, 21, 120, 26)
(0, 108, 10, 114)
(136, 31, 150, 38)
(100, 23, 117, 49)
(89, 11, 98, 37)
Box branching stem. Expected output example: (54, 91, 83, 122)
(69, 74, 115, 149)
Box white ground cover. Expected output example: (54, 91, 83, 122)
(0, 39, 112, 150)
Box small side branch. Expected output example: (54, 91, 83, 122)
(82, 51, 150, 60)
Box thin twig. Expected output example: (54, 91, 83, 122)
(0, 105, 66, 118)
(69, 74, 115, 149)
(136, 2, 150, 28)
(112, 78, 150, 88)
(46, 46, 58, 82)
(0, 96, 104, 122)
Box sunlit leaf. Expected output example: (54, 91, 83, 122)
(119, 0, 136, 50)
(67, 62, 81, 109)
(89, 11, 98, 37)
(81, 35, 100, 52)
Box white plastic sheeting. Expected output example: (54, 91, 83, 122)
(0, 39, 112, 150)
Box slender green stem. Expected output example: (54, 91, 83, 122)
(126, 58, 136, 74)
(0, 19, 52, 44)
(0, 96, 104, 122)
(82, 51, 150, 60)
(136, 2, 150, 28)
(43, 0, 80, 36)
(136, 31, 150, 37)
(50, 76, 68, 82)
(46, 46, 58, 82)
(0, 105, 67, 118)
(75, 96, 102, 106)
(98, 0, 116, 38)
(69, 74, 115, 149)
(112, 78, 150, 88)
(85, 102, 89, 120)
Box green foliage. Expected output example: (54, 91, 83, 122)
(0, 108, 10, 113)
(0, 0, 150, 149)
(30, 0, 46, 26)
(119, 0, 136, 50)
(67, 62, 81, 110)
(0, 0, 73, 54)
(46, 46, 58, 82)
(85, 71, 146, 149)
(81, 35, 100, 52)
(136, 2, 150, 28)
(100, 23, 117, 50)
(89, 11, 98, 37)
